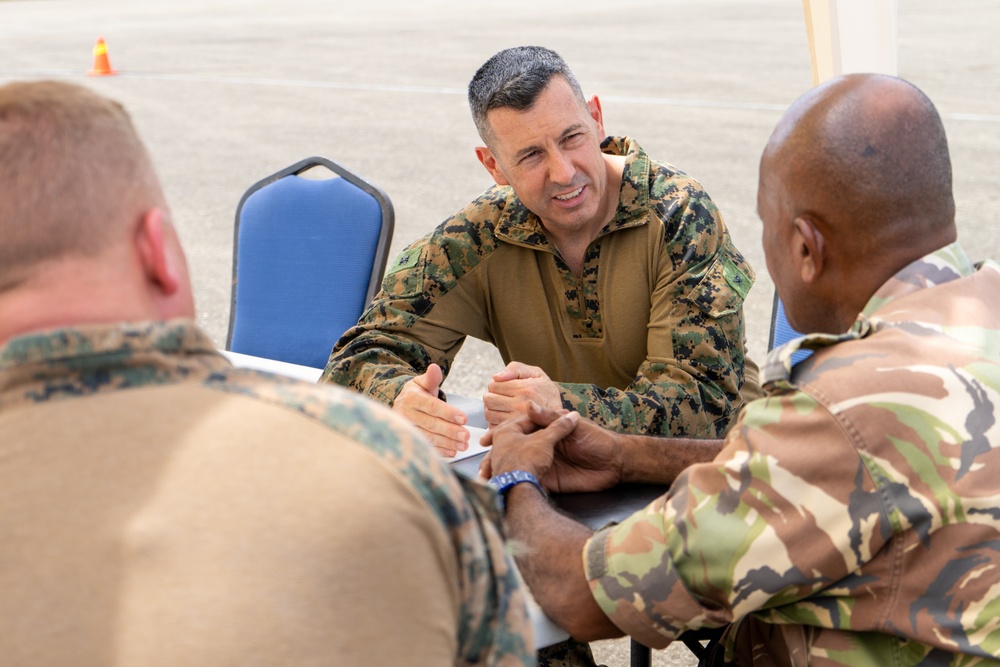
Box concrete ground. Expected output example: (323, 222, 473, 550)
(2, 1, 998, 664)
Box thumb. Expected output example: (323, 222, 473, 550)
(478, 451, 493, 479)
(533, 410, 580, 446)
(413, 363, 443, 394)
(492, 361, 543, 382)
(527, 401, 570, 427)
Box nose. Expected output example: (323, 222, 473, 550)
(546, 150, 575, 185)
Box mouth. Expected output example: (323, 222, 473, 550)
(554, 186, 585, 202)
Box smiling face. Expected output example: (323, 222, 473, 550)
(474, 76, 618, 245)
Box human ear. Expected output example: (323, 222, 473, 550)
(134, 208, 180, 295)
(586, 95, 606, 137)
(793, 216, 826, 283)
(474, 145, 510, 186)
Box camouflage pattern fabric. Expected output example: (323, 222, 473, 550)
(536, 638, 603, 667)
(0, 320, 535, 666)
(323, 136, 756, 438)
(585, 243, 1000, 666)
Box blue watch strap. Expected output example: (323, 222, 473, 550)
(488, 470, 545, 511)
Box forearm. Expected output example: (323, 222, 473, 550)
(322, 349, 412, 404)
(322, 326, 440, 403)
(558, 371, 740, 439)
(615, 433, 724, 485)
(503, 483, 621, 642)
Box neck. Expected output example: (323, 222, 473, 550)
(0, 259, 160, 347)
(547, 154, 627, 276)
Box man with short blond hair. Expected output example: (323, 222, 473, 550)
(0, 80, 532, 667)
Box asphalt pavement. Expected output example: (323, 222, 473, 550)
(2, 2, 998, 663)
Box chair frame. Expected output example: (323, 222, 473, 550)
(225, 156, 394, 355)
(768, 288, 784, 351)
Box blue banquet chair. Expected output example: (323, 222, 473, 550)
(768, 290, 811, 363)
(226, 156, 394, 370)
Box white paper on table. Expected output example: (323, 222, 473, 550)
(449, 426, 491, 462)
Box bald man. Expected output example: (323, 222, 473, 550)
(481, 74, 1000, 665)
(0, 81, 532, 666)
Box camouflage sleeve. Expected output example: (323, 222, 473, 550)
(319, 230, 470, 405)
(582, 390, 886, 649)
(560, 189, 756, 438)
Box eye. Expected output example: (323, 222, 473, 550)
(563, 132, 584, 146)
(518, 150, 541, 165)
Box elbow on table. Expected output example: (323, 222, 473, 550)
(548, 597, 623, 643)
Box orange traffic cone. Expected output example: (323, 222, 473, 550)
(87, 37, 117, 76)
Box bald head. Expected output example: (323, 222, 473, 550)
(0, 80, 164, 290)
(758, 75, 958, 334)
(763, 74, 955, 249)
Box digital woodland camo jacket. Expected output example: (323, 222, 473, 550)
(585, 243, 1000, 666)
(0, 321, 533, 667)
(323, 136, 757, 438)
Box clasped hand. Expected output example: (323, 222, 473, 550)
(483, 362, 563, 428)
(481, 403, 624, 494)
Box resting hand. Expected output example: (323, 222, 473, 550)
(392, 364, 469, 457)
(481, 409, 581, 482)
(481, 403, 623, 493)
(483, 361, 563, 428)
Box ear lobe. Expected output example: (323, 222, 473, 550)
(474, 145, 509, 186)
(587, 95, 606, 137)
(793, 216, 826, 283)
(134, 208, 180, 295)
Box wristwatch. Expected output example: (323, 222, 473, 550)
(488, 470, 545, 512)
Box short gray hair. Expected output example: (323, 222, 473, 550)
(468, 46, 585, 144)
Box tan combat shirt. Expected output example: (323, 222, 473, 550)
(0, 321, 533, 667)
(325, 136, 757, 438)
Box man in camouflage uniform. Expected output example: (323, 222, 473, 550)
(484, 74, 1000, 665)
(323, 46, 760, 456)
(0, 81, 532, 667)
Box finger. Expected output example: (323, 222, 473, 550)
(430, 437, 458, 458)
(490, 414, 539, 437)
(483, 391, 519, 426)
(482, 390, 515, 412)
(525, 410, 580, 447)
(484, 405, 519, 428)
(526, 401, 571, 427)
(409, 412, 470, 450)
(419, 424, 475, 458)
(399, 384, 468, 427)
(397, 395, 470, 448)
(492, 361, 544, 382)
(486, 377, 519, 396)
(478, 450, 493, 479)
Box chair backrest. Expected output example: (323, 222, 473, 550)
(767, 289, 812, 364)
(226, 156, 394, 369)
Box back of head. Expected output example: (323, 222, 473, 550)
(0, 81, 162, 290)
(468, 45, 585, 145)
(765, 74, 956, 256)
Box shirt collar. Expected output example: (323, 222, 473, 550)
(762, 241, 973, 388)
(860, 241, 975, 318)
(0, 320, 228, 405)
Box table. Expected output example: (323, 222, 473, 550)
(222, 351, 706, 662)
(452, 451, 676, 665)
(221, 350, 488, 429)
